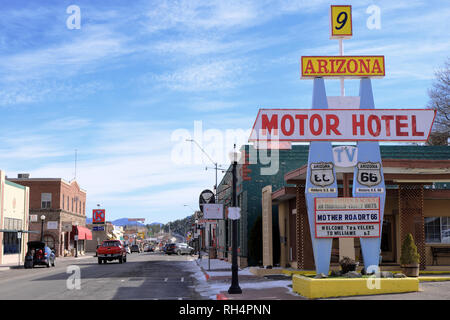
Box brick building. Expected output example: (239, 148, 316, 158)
(7, 174, 91, 257)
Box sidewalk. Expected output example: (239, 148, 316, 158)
(195, 255, 303, 300)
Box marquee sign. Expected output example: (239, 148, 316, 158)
(314, 197, 381, 238)
(301, 56, 385, 78)
(249, 109, 435, 142)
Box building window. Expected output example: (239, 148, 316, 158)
(3, 232, 21, 255)
(71, 198, 74, 212)
(43, 235, 56, 250)
(83, 202, 85, 214)
(62, 194, 64, 210)
(4, 218, 23, 231)
(425, 217, 450, 244)
(41, 193, 52, 209)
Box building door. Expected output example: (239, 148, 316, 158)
(380, 215, 396, 262)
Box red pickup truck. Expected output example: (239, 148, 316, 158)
(97, 240, 127, 264)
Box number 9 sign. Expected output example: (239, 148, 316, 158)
(330, 5, 352, 39)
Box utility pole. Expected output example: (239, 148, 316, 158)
(186, 139, 227, 268)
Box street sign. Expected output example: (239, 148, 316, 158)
(249, 109, 435, 142)
(228, 207, 241, 220)
(199, 189, 215, 213)
(29, 215, 37, 222)
(203, 203, 224, 219)
(47, 221, 58, 230)
(301, 56, 385, 78)
(330, 5, 352, 39)
(93, 209, 106, 224)
(93, 226, 105, 231)
(62, 223, 72, 232)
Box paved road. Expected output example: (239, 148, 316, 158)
(0, 252, 206, 300)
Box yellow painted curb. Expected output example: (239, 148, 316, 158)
(419, 276, 450, 282)
(282, 269, 316, 276)
(292, 275, 419, 299)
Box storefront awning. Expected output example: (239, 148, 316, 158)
(73, 226, 93, 240)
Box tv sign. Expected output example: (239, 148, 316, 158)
(93, 209, 105, 224)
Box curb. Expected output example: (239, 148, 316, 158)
(216, 293, 228, 300)
(195, 258, 211, 281)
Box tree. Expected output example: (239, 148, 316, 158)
(427, 58, 450, 145)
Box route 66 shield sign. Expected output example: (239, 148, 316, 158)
(310, 162, 335, 187)
(357, 162, 382, 187)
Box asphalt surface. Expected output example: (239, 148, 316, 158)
(0, 252, 205, 300)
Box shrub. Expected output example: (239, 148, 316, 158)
(339, 256, 359, 273)
(400, 233, 420, 265)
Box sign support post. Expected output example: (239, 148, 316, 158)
(352, 78, 386, 272)
(305, 78, 338, 275)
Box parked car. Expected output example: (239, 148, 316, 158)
(97, 240, 127, 264)
(24, 241, 55, 268)
(174, 243, 195, 255)
(144, 245, 154, 252)
(164, 243, 176, 255)
(165, 243, 194, 255)
(130, 244, 141, 253)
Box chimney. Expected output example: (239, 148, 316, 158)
(18, 173, 30, 179)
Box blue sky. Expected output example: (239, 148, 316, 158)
(0, 0, 448, 224)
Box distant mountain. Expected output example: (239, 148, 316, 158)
(150, 222, 163, 226)
(85, 217, 146, 226)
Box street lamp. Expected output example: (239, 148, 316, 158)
(40, 215, 45, 242)
(228, 147, 242, 294)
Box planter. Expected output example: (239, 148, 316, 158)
(401, 264, 420, 277)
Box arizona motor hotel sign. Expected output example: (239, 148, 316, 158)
(249, 108, 436, 142)
(301, 56, 385, 78)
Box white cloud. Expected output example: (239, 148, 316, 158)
(155, 59, 246, 91)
